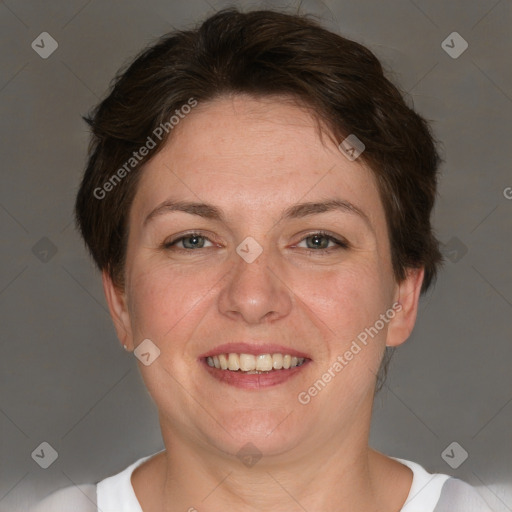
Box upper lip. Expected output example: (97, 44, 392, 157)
(198, 342, 311, 360)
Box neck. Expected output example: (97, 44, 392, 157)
(132, 394, 412, 512)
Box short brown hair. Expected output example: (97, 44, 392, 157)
(75, 8, 444, 387)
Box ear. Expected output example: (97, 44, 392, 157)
(386, 267, 425, 348)
(102, 270, 134, 351)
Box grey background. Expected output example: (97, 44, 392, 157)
(0, 0, 511, 510)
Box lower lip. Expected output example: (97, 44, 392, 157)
(202, 359, 310, 389)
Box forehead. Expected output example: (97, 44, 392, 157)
(131, 95, 385, 231)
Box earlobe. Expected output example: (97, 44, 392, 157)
(101, 270, 134, 351)
(386, 267, 425, 348)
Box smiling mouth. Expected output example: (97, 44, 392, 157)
(206, 353, 307, 373)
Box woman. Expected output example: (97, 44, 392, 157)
(33, 8, 493, 512)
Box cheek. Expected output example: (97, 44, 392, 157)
(125, 259, 222, 351)
(124, 261, 216, 406)
(314, 262, 391, 331)
(314, 264, 391, 382)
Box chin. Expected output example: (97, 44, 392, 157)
(206, 408, 302, 459)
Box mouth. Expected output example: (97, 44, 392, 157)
(206, 353, 307, 372)
(199, 343, 312, 389)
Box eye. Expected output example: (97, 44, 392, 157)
(162, 231, 348, 254)
(296, 231, 348, 254)
(163, 232, 215, 250)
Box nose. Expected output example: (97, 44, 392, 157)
(217, 242, 293, 325)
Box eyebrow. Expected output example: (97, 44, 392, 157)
(143, 198, 372, 230)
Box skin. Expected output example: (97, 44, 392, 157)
(103, 94, 424, 512)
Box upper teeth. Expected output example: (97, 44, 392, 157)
(206, 353, 306, 371)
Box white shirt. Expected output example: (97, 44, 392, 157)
(31, 452, 493, 512)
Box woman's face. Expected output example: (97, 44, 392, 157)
(105, 95, 422, 460)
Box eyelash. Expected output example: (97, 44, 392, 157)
(162, 231, 349, 255)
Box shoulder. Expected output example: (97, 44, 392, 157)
(31, 451, 163, 512)
(435, 477, 493, 512)
(96, 451, 164, 510)
(390, 456, 492, 512)
(29, 484, 97, 512)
